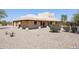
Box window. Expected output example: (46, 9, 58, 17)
(50, 22, 52, 25)
(34, 21, 37, 25)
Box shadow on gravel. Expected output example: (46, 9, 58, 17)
(49, 31, 60, 33)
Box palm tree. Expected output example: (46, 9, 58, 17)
(61, 14, 67, 25)
(0, 9, 7, 20)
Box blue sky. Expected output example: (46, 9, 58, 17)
(3, 9, 78, 21)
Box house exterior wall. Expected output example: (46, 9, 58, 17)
(26, 21, 49, 28)
(13, 22, 17, 26)
(21, 20, 29, 27)
(13, 21, 21, 26)
(13, 20, 71, 29)
(51, 21, 62, 26)
(27, 21, 40, 29)
(13, 20, 51, 29)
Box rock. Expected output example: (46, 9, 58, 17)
(26, 28, 29, 30)
(38, 26, 41, 29)
(10, 32, 15, 37)
(5, 31, 8, 35)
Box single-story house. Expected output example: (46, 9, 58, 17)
(13, 12, 58, 29)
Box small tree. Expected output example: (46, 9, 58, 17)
(1, 20, 7, 26)
(72, 13, 79, 26)
(61, 14, 67, 26)
(0, 9, 7, 21)
(0, 9, 7, 26)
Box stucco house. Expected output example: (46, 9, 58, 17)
(13, 12, 58, 29)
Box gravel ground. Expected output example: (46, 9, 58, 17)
(0, 26, 79, 49)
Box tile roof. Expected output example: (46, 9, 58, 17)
(13, 12, 58, 21)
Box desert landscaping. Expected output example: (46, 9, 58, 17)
(0, 26, 79, 49)
(0, 9, 79, 49)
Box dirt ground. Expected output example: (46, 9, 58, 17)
(0, 26, 79, 49)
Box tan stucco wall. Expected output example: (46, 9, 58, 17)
(13, 22, 17, 26)
(21, 20, 29, 27)
(13, 20, 50, 29)
(27, 21, 40, 29)
(13, 21, 21, 26)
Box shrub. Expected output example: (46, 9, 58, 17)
(71, 26, 77, 33)
(0, 20, 7, 26)
(63, 26, 70, 32)
(49, 25, 60, 32)
(10, 32, 15, 37)
(22, 27, 26, 29)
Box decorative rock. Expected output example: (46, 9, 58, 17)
(60, 26, 65, 32)
(5, 31, 8, 35)
(46, 26, 49, 28)
(38, 26, 41, 29)
(10, 32, 15, 37)
(20, 27, 22, 30)
(26, 28, 29, 30)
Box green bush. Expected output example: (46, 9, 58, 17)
(49, 25, 60, 32)
(0, 20, 7, 26)
(63, 26, 70, 32)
